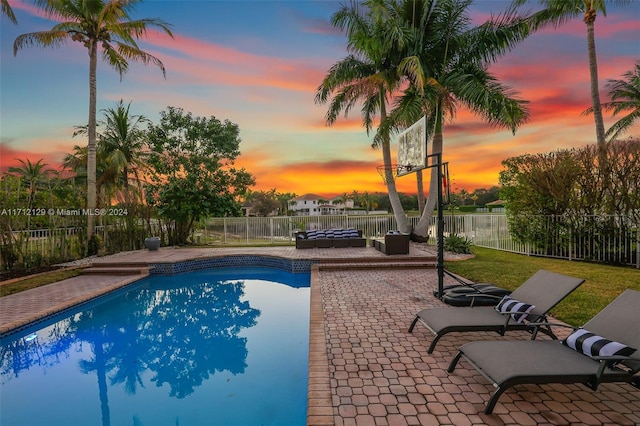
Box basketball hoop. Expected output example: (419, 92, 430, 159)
(377, 164, 413, 184)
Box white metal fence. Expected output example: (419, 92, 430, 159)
(199, 214, 639, 268)
(2, 214, 638, 272)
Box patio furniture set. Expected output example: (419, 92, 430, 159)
(295, 229, 410, 255)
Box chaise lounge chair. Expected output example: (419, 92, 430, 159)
(408, 270, 585, 353)
(447, 289, 640, 414)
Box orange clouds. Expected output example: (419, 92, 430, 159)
(0, 144, 64, 173)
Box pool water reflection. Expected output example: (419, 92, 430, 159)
(0, 267, 311, 426)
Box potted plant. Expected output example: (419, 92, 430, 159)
(144, 236, 161, 251)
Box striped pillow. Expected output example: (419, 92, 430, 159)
(563, 328, 636, 359)
(494, 295, 536, 323)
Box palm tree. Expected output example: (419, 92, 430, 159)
(512, 0, 633, 149)
(315, 0, 413, 233)
(584, 61, 640, 141)
(2, 0, 17, 24)
(63, 144, 88, 183)
(13, 0, 173, 245)
(8, 158, 53, 208)
(383, 0, 531, 238)
(98, 100, 149, 206)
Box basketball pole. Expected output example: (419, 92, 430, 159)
(426, 153, 445, 298)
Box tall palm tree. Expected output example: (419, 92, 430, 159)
(315, 0, 414, 233)
(584, 61, 640, 141)
(13, 0, 173, 245)
(512, 0, 633, 149)
(381, 0, 531, 238)
(2, 0, 17, 24)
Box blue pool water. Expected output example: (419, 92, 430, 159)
(0, 267, 311, 426)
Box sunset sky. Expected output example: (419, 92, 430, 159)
(1, 0, 638, 198)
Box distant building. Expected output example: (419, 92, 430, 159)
(484, 200, 506, 213)
(289, 194, 355, 216)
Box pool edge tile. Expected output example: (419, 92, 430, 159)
(307, 265, 335, 426)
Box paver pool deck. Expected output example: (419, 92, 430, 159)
(1, 245, 638, 425)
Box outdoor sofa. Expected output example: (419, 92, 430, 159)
(295, 229, 366, 249)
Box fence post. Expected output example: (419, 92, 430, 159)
(636, 225, 639, 269)
(569, 227, 573, 261)
(270, 217, 274, 244)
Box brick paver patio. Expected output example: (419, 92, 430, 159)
(1, 246, 638, 425)
(312, 267, 640, 425)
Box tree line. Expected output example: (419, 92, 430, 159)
(0, 104, 254, 273)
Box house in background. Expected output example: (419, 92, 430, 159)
(289, 194, 355, 216)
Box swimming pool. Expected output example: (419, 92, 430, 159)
(0, 267, 311, 426)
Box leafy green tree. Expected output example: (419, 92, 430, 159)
(244, 189, 281, 217)
(14, 0, 173, 244)
(275, 191, 297, 215)
(473, 186, 501, 206)
(499, 140, 640, 259)
(584, 61, 640, 141)
(512, 0, 633, 148)
(145, 107, 255, 245)
(500, 151, 580, 216)
(499, 150, 581, 251)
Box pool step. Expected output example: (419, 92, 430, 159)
(82, 262, 151, 276)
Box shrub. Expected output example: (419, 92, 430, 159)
(87, 234, 101, 256)
(444, 234, 474, 254)
(458, 205, 477, 213)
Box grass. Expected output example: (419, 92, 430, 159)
(0, 269, 83, 297)
(445, 246, 640, 326)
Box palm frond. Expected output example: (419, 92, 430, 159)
(2, 0, 18, 24)
(13, 31, 69, 54)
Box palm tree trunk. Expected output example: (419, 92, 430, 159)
(416, 170, 425, 214)
(380, 93, 410, 233)
(87, 41, 98, 243)
(413, 107, 444, 239)
(585, 11, 612, 214)
(586, 17, 606, 148)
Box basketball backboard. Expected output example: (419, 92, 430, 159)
(397, 115, 428, 176)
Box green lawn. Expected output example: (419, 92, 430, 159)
(445, 246, 640, 326)
(0, 269, 82, 297)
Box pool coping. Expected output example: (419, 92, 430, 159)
(307, 265, 335, 425)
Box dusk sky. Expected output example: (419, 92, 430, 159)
(1, 0, 639, 198)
